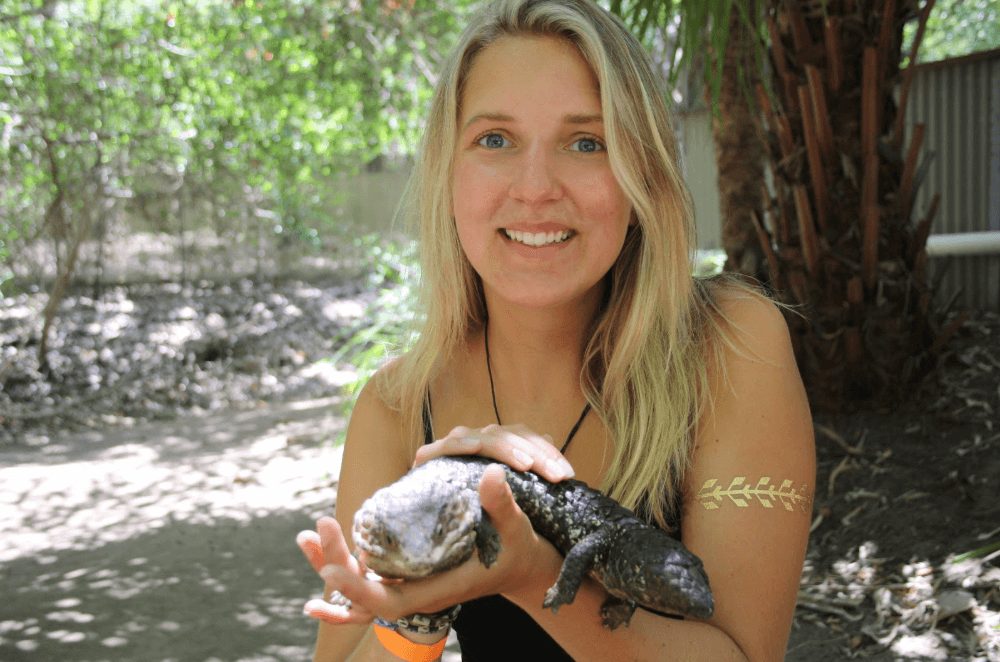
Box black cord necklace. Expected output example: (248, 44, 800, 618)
(484, 322, 591, 454)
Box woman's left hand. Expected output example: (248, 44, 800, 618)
(414, 423, 576, 483)
(302, 463, 563, 625)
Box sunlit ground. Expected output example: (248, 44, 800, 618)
(0, 397, 347, 660)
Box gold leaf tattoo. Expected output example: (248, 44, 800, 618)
(696, 476, 812, 512)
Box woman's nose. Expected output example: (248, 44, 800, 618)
(509, 145, 563, 203)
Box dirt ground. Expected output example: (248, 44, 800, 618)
(1, 276, 997, 661)
(787, 311, 1000, 661)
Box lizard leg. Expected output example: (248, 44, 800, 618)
(542, 530, 609, 612)
(474, 513, 502, 568)
(599, 596, 636, 630)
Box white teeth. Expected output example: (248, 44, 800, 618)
(503, 229, 571, 247)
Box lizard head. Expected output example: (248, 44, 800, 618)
(352, 479, 481, 580)
(602, 527, 715, 620)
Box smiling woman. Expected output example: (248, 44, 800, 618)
(296, 1, 814, 661)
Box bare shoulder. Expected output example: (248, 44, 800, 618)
(709, 283, 797, 369)
(692, 282, 812, 486)
(346, 364, 405, 440)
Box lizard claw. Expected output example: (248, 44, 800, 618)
(542, 585, 570, 613)
(599, 597, 636, 630)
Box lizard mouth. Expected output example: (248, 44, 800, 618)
(355, 530, 476, 580)
(353, 507, 479, 580)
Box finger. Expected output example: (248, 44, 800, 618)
(303, 596, 374, 625)
(489, 423, 574, 477)
(478, 463, 525, 535)
(296, 529, 326, 573)
(417, 424, 574, 481)
(319, 563, 410, 620)
(321, 562, 468, 620)
(317, 516, 356, 568)
(482, 428, 574, 481)
(416, 428, 538, 474)
(413, 433, 482, 466)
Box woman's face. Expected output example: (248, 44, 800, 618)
(452, 35, 633, 313)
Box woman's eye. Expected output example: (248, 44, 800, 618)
(569, 137, 605, 153)
(477, 133, 510, 149)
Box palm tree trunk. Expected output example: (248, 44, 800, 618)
(609, 0, 940, 409)
(757, 0, 938, 408)
(712, 0, 768, 283)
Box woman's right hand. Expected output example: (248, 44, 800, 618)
(413, 423, 576, 483)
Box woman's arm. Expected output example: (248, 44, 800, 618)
(302, 383, 575, 660)
(309, 377, 415, 661)
(680, 293, 815, 660)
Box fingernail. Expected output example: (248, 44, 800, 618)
(543, 458, 565, 480)
(557, 458, 575, 479)
(319, 564, 337, 581)
(457, 435, 479, 447)
(512, 448, 533, 467)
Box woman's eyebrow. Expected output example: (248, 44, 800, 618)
(462, 112, 515, 130)
(461, 112, 604, 130)
(564, 113, 604, 125)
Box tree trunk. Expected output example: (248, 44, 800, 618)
(609, 0, 941, 409)
(754, 0, 938, 409)
(712, 0, 768, 283)
(38, 195, 90, 376)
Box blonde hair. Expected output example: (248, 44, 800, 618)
(380, 0, 726, 529)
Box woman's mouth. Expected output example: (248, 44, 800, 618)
(501, 228, 574, 247)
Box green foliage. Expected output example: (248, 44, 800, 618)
(604, 0, 735, 100)
(951, 539, 1000, 563)
(327, 235, 419, 444)
(0, 0, 476, 280)
(906, 0, 1000, 62)
(692, 249, 726, 278)
(333, 235, 420, 393)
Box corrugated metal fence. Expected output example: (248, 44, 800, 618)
(908, 49, 1000, 312)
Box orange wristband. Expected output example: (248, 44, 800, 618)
(373, 624, 448, 662)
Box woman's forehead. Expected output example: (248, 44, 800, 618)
(458, 34, 602, 122)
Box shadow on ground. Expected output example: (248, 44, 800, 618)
(1, 397, 346, 661)
(1, 513, 319, 661)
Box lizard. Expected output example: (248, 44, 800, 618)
(351, 455, 714, 629)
